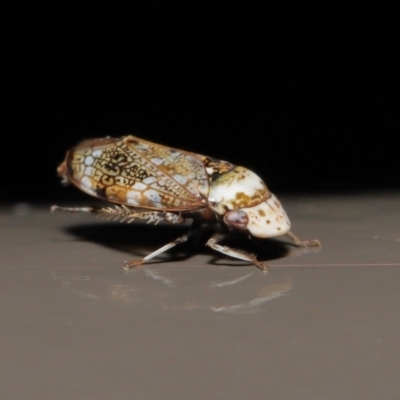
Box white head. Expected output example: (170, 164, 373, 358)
(208, 166, 291, 238)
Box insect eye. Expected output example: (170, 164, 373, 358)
(223, 209, 249, 231)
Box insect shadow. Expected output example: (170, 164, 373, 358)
(64, 222, 291, 268)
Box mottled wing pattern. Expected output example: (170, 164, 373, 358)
(61, 135, 212, 211)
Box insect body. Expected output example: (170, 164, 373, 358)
(52, 135, 320, 271)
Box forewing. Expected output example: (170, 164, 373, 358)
(61, 136, 210, 211)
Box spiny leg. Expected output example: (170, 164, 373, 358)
(52, 205, 198, 269)
(51, 205, 184, 224)
(286, 231, 321, 247)
(51, 205, 95, 214)
(206, 232, 268, 272)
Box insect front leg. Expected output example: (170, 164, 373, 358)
(206, 232, 268, 272)
(285, 231, 321, 247)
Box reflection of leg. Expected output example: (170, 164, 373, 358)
(123, 232, 192, 269)
(286, 231, 321, 247)
(206, 233, 268, 272)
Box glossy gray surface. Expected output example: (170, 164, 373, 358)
(1, 195, 400, 399)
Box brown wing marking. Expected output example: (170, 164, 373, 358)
(64, 136, 210, 211)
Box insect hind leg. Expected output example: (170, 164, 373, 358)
(51, 205, 185, 224)
(206, 232, 268, 272)
(52, 204, 192, 269)
(51, 205, 96, 214)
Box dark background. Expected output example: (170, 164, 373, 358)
(3, 4, 398, 204)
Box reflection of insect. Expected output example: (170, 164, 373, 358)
(52, 135, 320, 271)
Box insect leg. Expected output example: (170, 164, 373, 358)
(206, 232, 268, 272)
(123, 232, 193, 269)
(124, 219, 205, 269)
(286, 231, 321, 247)
(51, 205, 184, 224)
(51, 205, 95, 214)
